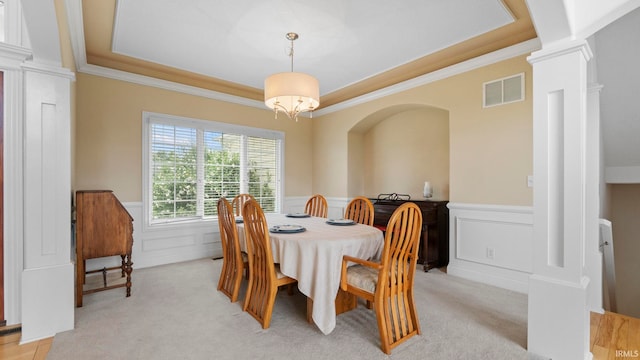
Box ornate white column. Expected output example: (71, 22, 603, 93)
(1, 44, 30, 326)
(17, 0, 76, 343)
(19, 61, 75, 343)
(527, 39, 593, 360)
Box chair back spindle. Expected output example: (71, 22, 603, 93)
(344, 196, 375, 226)
(216, 198, 247, 302)
(340, 202, 422, 354)
(232, 193, 255, 216)
(242, 199, 296, 328)
(305, 194, 328, 218)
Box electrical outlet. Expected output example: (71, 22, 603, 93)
(486, 247, 494, 259)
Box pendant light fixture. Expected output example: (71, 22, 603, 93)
(264, 32, 319, 121)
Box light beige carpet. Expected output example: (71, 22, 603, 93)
(47, 258, 542, 359)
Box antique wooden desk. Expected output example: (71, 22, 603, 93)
(75, 190, 133, 307)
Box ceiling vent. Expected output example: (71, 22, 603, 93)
(483, 73, 524, 108)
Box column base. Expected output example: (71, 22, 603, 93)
(21, 263, 75, 343)
(528, 274, 591, 360)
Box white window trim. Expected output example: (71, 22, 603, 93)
(141, 111, 285, 231)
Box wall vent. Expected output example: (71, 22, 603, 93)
(483, 73, 524, 108)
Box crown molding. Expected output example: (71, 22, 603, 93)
(315, 38, 541, 116)
(21, 60, 76, 80)
(64, 0, 88, 71)
(79, 62, 265, 109)
(527, 39, 593, 65)
(0, 42, 32, 69)
(65, 0, 540, 115)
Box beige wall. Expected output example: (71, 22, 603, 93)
(313, 55, 533, 205)
(75, 54, 532, 205)
(75, 73, 313, 202)
(363, 107, 449, 200)
(608, 184, 640, 318)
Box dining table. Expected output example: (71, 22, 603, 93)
(236, 213, 384, 335)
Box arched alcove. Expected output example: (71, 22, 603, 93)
(346, 104, 450, 200)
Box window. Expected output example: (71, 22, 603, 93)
(143, 112, 283, 225)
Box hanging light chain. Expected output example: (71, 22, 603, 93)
(286, 32, 298, 72)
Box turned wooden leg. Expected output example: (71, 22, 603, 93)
(124, 253, 133, 297)
(102, 267, 108, 287)
(120, 255, 126, 277)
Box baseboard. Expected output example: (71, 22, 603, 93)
(447, 264, 529, 293)
(590, 307, 605, 315)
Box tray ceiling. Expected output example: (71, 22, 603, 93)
(81, 0, 536, 108)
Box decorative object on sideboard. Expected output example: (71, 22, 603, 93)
(377, 193, 411, 201)
(264, 32, 320, 122)
(423, 181, 433, 198)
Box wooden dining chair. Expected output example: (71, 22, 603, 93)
(216, 198, 248, 303)
(340, 202, 423, 354)
(344, 196, 375, 226)
(304, 194, 328, 218)
(232, 193, 255, 216)
(242, 199, 297, 329)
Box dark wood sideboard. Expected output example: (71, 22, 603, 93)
(370, 198, 449, 271)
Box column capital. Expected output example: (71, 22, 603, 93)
(528, 39, 593, 65)
(21, 59, 76, 81)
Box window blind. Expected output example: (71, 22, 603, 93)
(144, 113, 283, 225)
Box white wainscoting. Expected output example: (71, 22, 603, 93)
(447, 203, 533, 294)
(84, 197, 351, 272)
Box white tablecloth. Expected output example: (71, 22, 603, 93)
(237, 213, 384, 335)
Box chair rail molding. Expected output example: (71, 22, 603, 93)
(447, 202, 534, 294)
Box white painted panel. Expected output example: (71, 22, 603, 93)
(202, 231, 217, 244)
(447, 203, 533, 293)
(23, 69, 72, 269)
(85, 256, 123, 272)
(328, 205, 345, 219)
(142, 235, 196, 251)
(41, 103, 57, 255)
(456, 218, 533, 273)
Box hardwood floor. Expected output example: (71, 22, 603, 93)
(0, 312, 638, 358)
(0, 325, 51, 360)
(591, 311, 640, 359)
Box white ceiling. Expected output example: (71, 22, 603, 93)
(110, 0, 514, 96)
